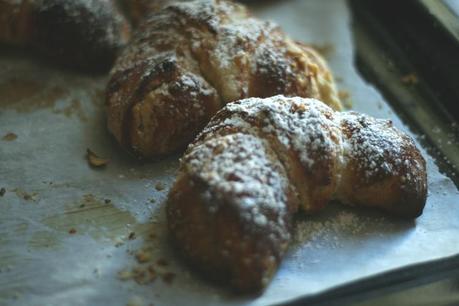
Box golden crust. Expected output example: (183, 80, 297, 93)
(167, 96, 427, 292)
(106, 0, 342, 158)
(167, 134, 297, 292)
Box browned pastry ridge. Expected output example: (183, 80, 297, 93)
(106, 0, 341, 158)
(166, 96, 427, 293)
(119, 0, 168, 26)
(0, 0, 131, 71)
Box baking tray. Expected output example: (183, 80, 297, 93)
(1, 1, 459, 306)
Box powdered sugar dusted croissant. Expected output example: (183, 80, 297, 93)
(106, 0, 341, 158)
(0, 0, 130, 71)
(167, 96, 427, 292)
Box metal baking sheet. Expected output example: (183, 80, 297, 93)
(1, 1, 459, 305)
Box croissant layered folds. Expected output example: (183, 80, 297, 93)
(106, 0, 342, 158)
(167, 96, 427, 292)
(0, 0, 130, 71)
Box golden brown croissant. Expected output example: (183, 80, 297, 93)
(166, 96, 427, 292)
(106, 0, 341, 158)
(0, 0, 131, 71)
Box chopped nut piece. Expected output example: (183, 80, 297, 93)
(14, 189, 38, 201)
(69, 228, 77, 234)
(2, 132, 17, 141)
(86, 149, 109, 167)
(128, 232, 136, 240)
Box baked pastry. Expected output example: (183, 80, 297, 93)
(119, 0, 167, 25)
(106, 0, 341, 158)
(0, 0, 131, 71)
(167, 96, 427, 292)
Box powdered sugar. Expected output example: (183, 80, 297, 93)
(201, 95, 342, 170)
(188, 95, 426, 224)
(339, 112, 413, 180)
(107, 0, 341, 157)
(184, 133, 291, 237)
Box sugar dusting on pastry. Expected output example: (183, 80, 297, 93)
(106, 0, 341, 157)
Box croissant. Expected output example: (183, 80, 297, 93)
(166, 96, 427, 292)
(106, 0, 341, 158)
(0, 0, 131, 71)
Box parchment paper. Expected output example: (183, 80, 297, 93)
(1, 1, 459, 306)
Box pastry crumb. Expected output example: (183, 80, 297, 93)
(86, 148, 109, 167)
(0, 188, 5, 196)
(2, 132, 17, 141)
(135, 249, 152, 263)
(118, 269, 133, 280)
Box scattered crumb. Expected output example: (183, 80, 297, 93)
(104, 199, 111, 204)
(0, 188, 5, 196)
(401, 73, 418, 85)
(161, 272, 176, 284)
(154, 182, 165, 191)
(128, 232, 136, 240)
(149, 198, 156, 204)
(119, 265, 157, 285)
(79, 203, 86, 208)
(68, 228, 77, 234)
(132, 265, 157, 285)
(86, 148, 109, 168)
(135, 249, 152, 263)
(2, 132, 17, 141)
(118, 269, 133, 280)
(14, 189, 38, 202)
